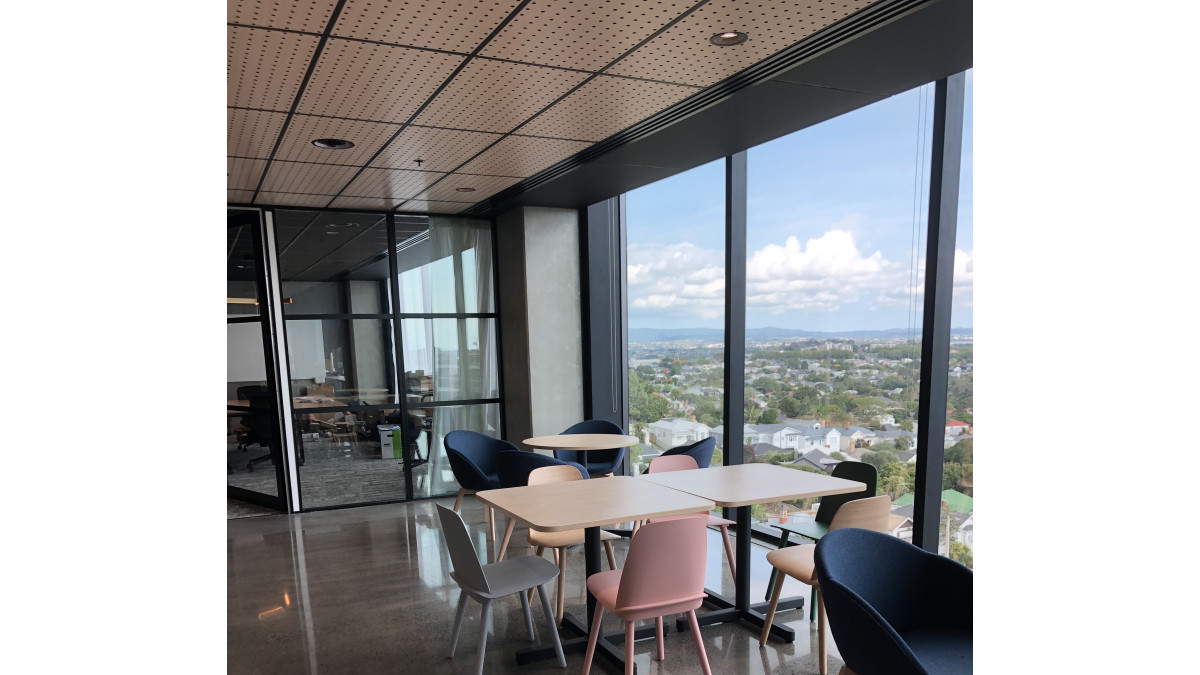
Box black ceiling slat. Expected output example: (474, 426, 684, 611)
(247, 0, 350, 204)
(459, 0, 930, 217)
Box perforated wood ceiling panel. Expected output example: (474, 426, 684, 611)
(371, 126, 503, 172)
(261, 160, 365, 195)
(228, 157, 268, 190)
(227, 26, 320, 111)
(333, 0, 521, 53)
(413, 59, 589, 134)
(457, 135, 592, 177)
(481, 0, 694, 72)
(297, 38, 464, 123)
(228, 0, 895, 211)
(227, 108, 287, 158)
(342, 168, 447, 200)
(521, 75, 697, 142)
(228, 0, 339, 33)
(608, 0, 875, 87)
(229, 189, 256, 203)
(274, 114, 399, 164)
(415, 174, 523, 202)
(329, 195, 409, 211)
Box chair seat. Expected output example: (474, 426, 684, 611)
(773, 515, 829, 541)
(766, 543, 817, 585)
(459, 555, 559, 599)
(899, 626, 973, 675)
(528, 527, 621, 548)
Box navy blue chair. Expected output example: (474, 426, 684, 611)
(444, 430, 514, 558)
(815, 528, 972, 675)
(492, 450, 589, 562)
(643, 437, 716, 472)
(555, 419, 626, 477)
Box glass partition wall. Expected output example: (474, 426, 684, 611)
(226, 207, 502, 512)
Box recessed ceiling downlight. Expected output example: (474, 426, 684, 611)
(710, 31, 748, 46)
(311, 138, 355, 150)
(455, 187, 476, 193)
(327, 222, 359, 228)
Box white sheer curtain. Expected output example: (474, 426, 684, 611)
(419, 216, 499, 496)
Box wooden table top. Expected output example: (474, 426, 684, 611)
(477, 476, 714, 532)
(523, 433, 640, 451)
(640, 463, 866, 508)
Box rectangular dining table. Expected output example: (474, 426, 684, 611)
(477, 475, 715, 673)
(640, 462, 866, 642)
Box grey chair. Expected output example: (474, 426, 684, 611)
(436, 504, 567, 674)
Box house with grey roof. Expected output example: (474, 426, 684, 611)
(647, 417, 711, 451)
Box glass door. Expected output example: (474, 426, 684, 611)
(227, 208, 288, 510)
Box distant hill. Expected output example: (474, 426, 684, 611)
(628, 326, 972, 344)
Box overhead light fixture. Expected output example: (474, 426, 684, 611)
(455, 187, 476, 193)
(327, 222, 359, 229)
(311, 138, 355, 150)
(710, 31, 748, 46)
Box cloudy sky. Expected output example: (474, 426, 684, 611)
(626, 71, 973, 332)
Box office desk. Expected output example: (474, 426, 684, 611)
(477, 476, 713, 672)
(641, 463, 865, 642)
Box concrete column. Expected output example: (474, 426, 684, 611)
(495, 207, 584, 452)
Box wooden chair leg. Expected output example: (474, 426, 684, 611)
(655, 616, 665, 660)
(720, 525, 736, 580)
(527, 547, 545, 604)
(603, 540, 617, 570)
(453, 488, 466, 512)
(686, 610, 713, 675)
(556, 547, 567, 625)
(760, 571, 785, 645)
(496, 518, 516, 562)
(582, 603, 605, 675)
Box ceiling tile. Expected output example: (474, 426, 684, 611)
(229, 189, 257, 203)
(371, 126, 502, 172)
(399, 200, 474, 214)
(228, 157, 267, 190)
(227, 25, 320, 111)
(328, 195, 409, 210)
(414, 59, 589, 134)
(607, 0, 875, 87)
(227, 108, 287, 158)
(456, 135, 592, 177)
(261, 160, 364, 195)
(333, 0, 521, 53)
(342, 168, 448, 199)
(297, 38, 464, 123)
(255, 192, 337, 207)
(481, 0, 693, 72)
(520, 74, 696, 142)
(274, 114, 399, 164)
(415, 174, 522, 202)
(228, 0, 339, 33)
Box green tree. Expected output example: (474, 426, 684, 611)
(945, 437, 973, 464)
(895, 435, 913, 452)
(863, 448, 900, 470)
(759, 408, 778, 425)
(778, 395, 801, 418)
(829, 451, 846, 460)
(949, 541, 973, 568)
(899, 419, 914, 431)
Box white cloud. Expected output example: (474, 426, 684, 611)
(627, 242, 725, 319)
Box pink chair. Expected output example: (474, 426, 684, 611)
(646, 455, 737, 582)
(582, 517, 712, 675)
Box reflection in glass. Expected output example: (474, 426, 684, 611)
(743, 82, 934, 523)
(400, 319, 498, 402)
(624, 159, 726, 471)
(294, 414, 404, 509)
(227, 291, 278, 496)
(410, 403, 502, 500)
(228, 221, 260, 316)
(285, 319, 397, 406)
(397, 216, 493, 314)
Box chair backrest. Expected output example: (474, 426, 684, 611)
(496, 450, 588, 488)
(444, 430, 513, 491)
(616, 517, 707, 612)
(527, 464, 585, 485)
(660, 437, 716, 468)
(828, 494, 892, 533)
(557, 419, 625, 465)
(815, 462, 878, 525)
(815, 528, 972, 675)
(435, 504, 490, 594)
(647, 455, 699, 473)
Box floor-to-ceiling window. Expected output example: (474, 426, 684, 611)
(743, 83, 936, 524)
(266, 209, 501, 509)
(624, 159, 726, 472)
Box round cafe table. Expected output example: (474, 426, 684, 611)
(522, 433, 639, 452)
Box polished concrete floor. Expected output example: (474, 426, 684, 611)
(228, 497, 845, 674)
